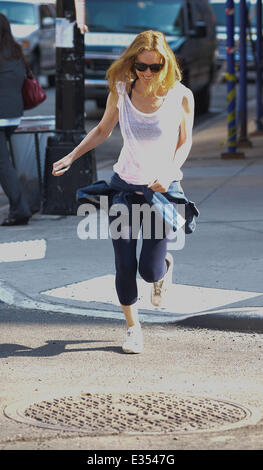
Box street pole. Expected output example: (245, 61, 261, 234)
(237, 0, 252, 147)
(42, 0, 96, 215)
(251, 0, 263, 134)
(56, 0, 85, 133)
(222, 0, 245, 158)
(255, 0, 263, 132)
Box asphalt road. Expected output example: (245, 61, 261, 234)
(1, 302, 263, 451)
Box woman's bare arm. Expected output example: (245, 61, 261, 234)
(173, 88, 195, 169)
(148, 89, 194, 193)
(52, 92, 119, 176)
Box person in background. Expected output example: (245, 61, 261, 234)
(0, 13, 31, 226)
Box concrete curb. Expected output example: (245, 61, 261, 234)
(0, 279, 125, 322)
(178, 307, 263, 333)
(1, 279, 263, 332)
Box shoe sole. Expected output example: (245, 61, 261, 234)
(1, 218, 29, 226)
(122, 347, 143, 354)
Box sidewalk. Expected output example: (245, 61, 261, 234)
(0, 102, 263, 332)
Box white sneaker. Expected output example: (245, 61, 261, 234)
(122, 324, 143, 354)
(151, 252, 174, 307)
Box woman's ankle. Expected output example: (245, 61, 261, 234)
(126, 319, 141, 329)
(121, 303, 140, 329)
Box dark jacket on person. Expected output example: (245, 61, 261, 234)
(0, 57, 25, 119)
(77, 172, 200, 234)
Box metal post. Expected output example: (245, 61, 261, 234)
(237, 0, 252, 147)
(256, 0, 263, 131)
(42, 0, 97, 215)
(251, 0, 263, 135)
(222, 0, 245, 158)
(55, 0, 85, 133)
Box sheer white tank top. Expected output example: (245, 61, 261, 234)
(113, 80, 186, 184)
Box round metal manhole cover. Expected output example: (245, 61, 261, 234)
(4, 392, 258, 435)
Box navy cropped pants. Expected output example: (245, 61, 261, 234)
(77, 173, 199, 306)
(109, 193, 170, 306)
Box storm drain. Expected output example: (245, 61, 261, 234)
(5, 392, 256, 435)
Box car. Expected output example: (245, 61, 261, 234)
(0, 0, 56, 85)
(210, 0, 263, 75)
(83, 0, 217, 113)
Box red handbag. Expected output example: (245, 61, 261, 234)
(22, 61, 46, 110)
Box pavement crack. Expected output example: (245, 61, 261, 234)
(197, 159, 256, 206)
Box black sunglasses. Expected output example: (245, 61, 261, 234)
(134, 62, 164, 73)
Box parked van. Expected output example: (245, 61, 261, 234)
(84, 0, 217, 113)
(0, 0, 56, 85)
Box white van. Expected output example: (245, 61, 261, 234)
(0, 0, 56, 85)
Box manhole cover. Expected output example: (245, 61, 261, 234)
(4, 392, 258, 435)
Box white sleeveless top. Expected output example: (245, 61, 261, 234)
(113, 80, 186, 185)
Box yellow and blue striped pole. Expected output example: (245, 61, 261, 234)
(250, 0, 263, 137)
(225, 69, 236, 150)
(222, 0, 245, 158)
(255, 0, 263, 133)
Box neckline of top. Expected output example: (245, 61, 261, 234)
(124, 87, 172, 117)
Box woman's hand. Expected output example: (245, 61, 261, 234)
(76, 23, 89, 34)
(52, 153, 74, 176)
(147, 178, 170, 193)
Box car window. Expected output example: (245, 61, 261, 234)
(0, 1, 36, 25)
(85, 0, 185, 36)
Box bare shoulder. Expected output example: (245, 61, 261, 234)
(180, 85, 194, 114)
(102, 90, 119, 120)
(106, 90, 119, 109)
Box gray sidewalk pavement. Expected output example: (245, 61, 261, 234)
(0, 100, 262, 332)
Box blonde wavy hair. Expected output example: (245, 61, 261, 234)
(106, 30, 182, 97)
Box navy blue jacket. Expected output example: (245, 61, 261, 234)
(77, 172, 199, 234)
